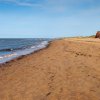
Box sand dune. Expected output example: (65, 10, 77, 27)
(0, 38, 100, 100)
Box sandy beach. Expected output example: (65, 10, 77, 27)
(0, 37, 100, 100)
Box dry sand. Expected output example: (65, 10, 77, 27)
(0, 38, 100, 100)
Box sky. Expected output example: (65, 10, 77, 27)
(0, 0, 100, 38)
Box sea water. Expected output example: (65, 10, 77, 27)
(0, 38, 51, 64)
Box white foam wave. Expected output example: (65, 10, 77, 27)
(0, 53, 17, 59)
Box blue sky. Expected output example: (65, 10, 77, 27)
(0, 0, 100, 38)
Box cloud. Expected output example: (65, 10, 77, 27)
(0, 0, 100, 13)
(0, 0, 43, 7)
(0, 0, 97, 7)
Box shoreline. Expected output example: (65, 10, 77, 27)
(0, 40, 52, 67)
(0, 37, 100, 99)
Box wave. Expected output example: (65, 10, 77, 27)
(0, 47, 28, 52)
(0, 40, 49, 64)
(0, 48, 14, 52)
(0, 41, 49, 52)
(0, 53, 17, 59)
(31, 41, 48, 49)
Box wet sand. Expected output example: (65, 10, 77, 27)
(0, 38, 100, 100)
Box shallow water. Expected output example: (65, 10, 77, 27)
(0, 38, 51, 64)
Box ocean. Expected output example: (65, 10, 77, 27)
(0, 38, 51, 64)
